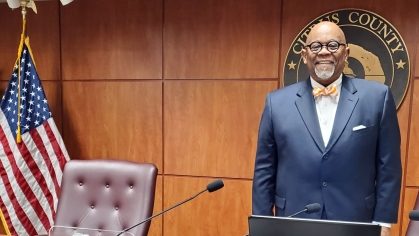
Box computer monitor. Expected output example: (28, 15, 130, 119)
(248, 215, 381, 236)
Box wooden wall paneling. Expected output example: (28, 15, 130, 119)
(163, 176, 252, 236)
(415, 40, 419, 78)
(62, 81, 162, 169)
(164, 0, 281, 79)
(401, 188, 419, 235)
(60, 0, 162, 80)
(392, 83, 412, 236)
(0, 1, 60, 81)
(407, 80, 419, 186)
(415, 6, 419, 78)
(164, 81, 277, 178)
(148, 176, 163, 236)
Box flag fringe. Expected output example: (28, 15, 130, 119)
(0, 209, 11, 235)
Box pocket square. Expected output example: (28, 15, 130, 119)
(353, 125, 366, 131)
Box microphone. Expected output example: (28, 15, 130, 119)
(117, 179, 224, 236)
(287, 203, 322, 218)
(409, 210, 419, 221)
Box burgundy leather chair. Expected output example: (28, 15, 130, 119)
(52, 159, 157, 236)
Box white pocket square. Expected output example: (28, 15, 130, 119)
(353, 125, 366, 131)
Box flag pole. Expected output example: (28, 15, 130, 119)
(15, 0, 29, 143)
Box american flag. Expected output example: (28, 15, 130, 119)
(0, 41, 69, 235)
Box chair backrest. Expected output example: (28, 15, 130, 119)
(53, 159, 158, 236)
(406, 193, 419, 236)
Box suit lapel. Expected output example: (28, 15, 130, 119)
(326, 76, 359, 151)
(295, 79, 325, 152)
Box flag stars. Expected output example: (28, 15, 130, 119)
(24, 124, 29, 130)
(9, 90, 15, 95)
(37, 86, 42, 92)
(28, 108, 32, 113)
(25, 71, 30, 76)
(27, 62, 31, 67)
(36, 112, 40, 117)
(12, 73, 17, 78)
(24, 79, 29, 84)
(34, 120, 39, 125)
(11, 82, 16, 86)
(22, 88, 27, 93)
(42, 115, 46, 120)
(26, 117, 31, 122)
(30, 92, 35, 97)
(29, 101, 34, 105)
(43, 99, 47, 103)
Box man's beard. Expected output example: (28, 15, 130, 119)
(315, 64, 335, 79)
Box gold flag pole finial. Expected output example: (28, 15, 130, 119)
(20, 0, 37, 16)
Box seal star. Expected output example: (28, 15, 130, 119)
(396, 59, 406, 69)
(288, 60, 296, 70)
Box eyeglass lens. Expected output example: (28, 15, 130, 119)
(309, 42, 340, 53)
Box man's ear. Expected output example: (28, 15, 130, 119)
(301, 49, 308, 64)
(345, 46, 350, 61)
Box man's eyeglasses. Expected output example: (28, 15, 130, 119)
(305, 41, 346, 54)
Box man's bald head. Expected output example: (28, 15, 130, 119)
(301, 22, 349, 86)
(306, 22, 346, 45)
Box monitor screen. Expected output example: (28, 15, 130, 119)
(248, 215, 381, 236)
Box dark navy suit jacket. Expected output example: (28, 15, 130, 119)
(252, 75, 402, 223)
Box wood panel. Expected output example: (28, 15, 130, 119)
(0, 1, 60, 81)
(416, 40, 419, 78)
(164, 81, 277, 178)
(407, 80, 419, 186)
(415, 12, 419, 78)
(163, 176, 252, 236)
(164, 0, 280, 79)
(148, 176, 163, 236)
(60, 0, 162, 80)
(62, 81, 162, 169)
(401, 188, 419, 235)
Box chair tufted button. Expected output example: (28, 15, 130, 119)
(130, 185, 133, 189)
(79, 182, 83, 186)
(115, 207, 119, 210)
(91, 205, 94, 209)
(106, 184, 109, 188)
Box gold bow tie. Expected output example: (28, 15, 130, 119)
(312, 84, 339, 99)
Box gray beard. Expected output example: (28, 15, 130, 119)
(315, 65, 335, 79)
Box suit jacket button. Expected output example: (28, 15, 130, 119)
(323, 155, 329, 160)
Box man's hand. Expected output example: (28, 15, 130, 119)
(381, 226, 390, 236)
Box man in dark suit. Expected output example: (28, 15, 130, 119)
(252, 21, 401, 236)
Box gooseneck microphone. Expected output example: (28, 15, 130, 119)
(287, 203, 322, 218)
(117, 179, 224, 236)
(409, 210, 419, 221)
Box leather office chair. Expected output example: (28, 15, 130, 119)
(406, 193, 419, 236)
(52, 159, 157, 236)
